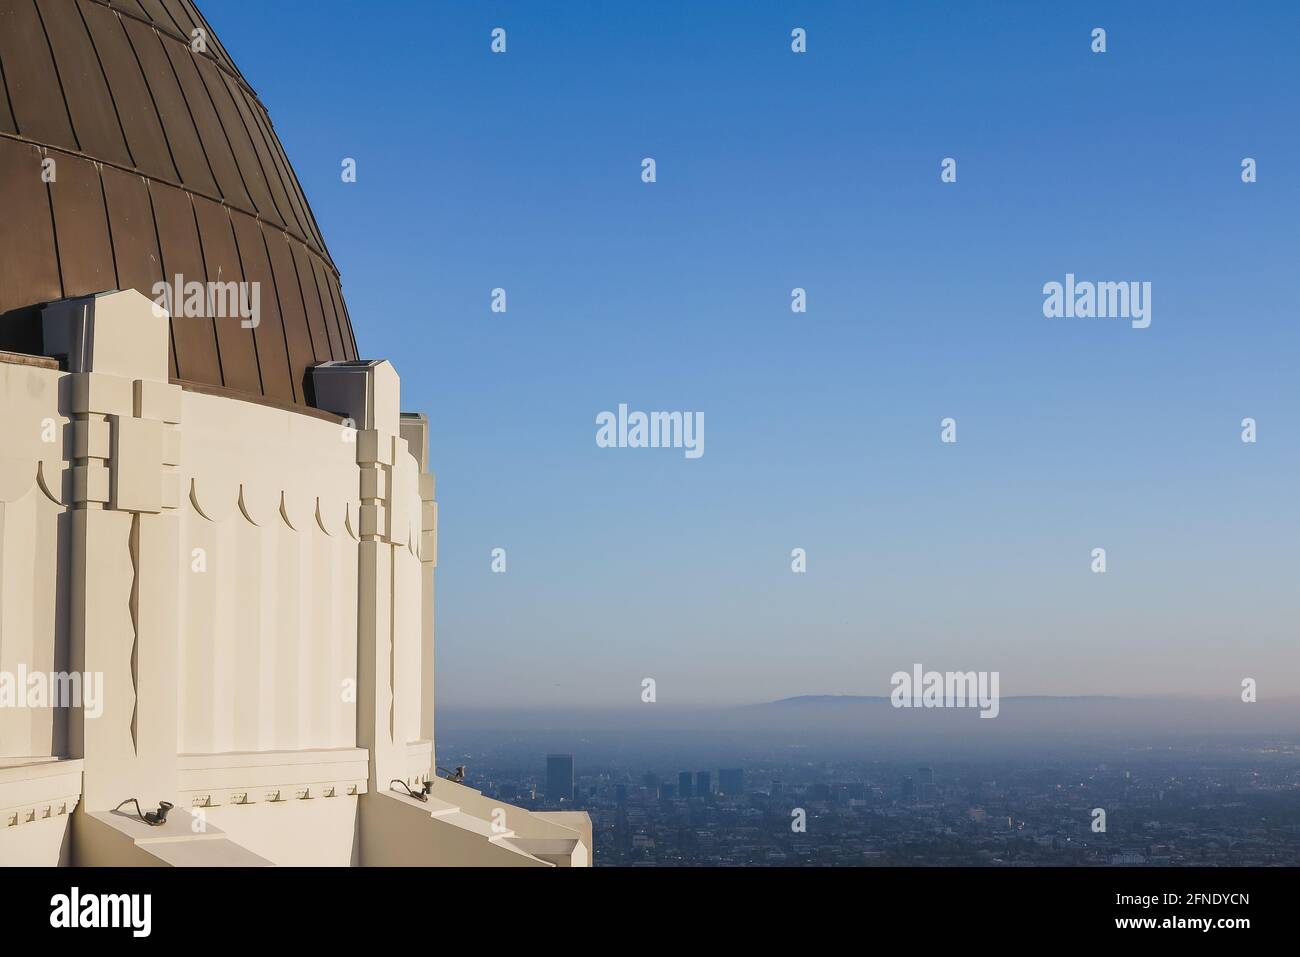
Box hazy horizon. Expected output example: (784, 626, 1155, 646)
(441, 691, 1300, 712)
(436, 695, 1300, 766)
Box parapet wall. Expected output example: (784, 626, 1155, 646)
(0, 290, 435, 865)
(0, 289, 587, 867)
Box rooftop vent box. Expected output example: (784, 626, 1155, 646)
(312, 359, 399, 432)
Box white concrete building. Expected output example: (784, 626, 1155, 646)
(0, 0, 589, 867)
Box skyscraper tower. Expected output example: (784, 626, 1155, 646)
(719, 768, 745, 796)
(695, 771, 711, 797)
(547, 754, 575, 803)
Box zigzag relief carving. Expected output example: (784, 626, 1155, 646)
(128, 515, 141, 756)
(386, 556, 397, 746)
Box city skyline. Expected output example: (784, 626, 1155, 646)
(441, 739, 1300, 867)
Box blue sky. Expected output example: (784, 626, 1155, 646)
(203, 1, 1300, 707)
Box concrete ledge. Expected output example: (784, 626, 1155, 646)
(75, 807, 273, 866)
(358, 790, 552, 867)
(0, 759, 84, 828)
(425, 778, 592, 866)
(533, 811, 594, 867)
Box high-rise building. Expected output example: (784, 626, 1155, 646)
(678, 771, 694, 799)
(695, 771, 711, 797)
(547, 754, 575, 803)
(719, 768, 745, 796)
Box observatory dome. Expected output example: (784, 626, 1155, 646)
(0, 0, 356, 409)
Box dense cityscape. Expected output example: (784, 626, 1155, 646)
(443, 744, 1300, 866)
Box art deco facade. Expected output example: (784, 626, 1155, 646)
(0, 0, 590, 866)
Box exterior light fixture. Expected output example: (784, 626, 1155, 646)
(437, 765, 466, 784)
(390, 780, 427, 803)
(115, 799, 174, 827)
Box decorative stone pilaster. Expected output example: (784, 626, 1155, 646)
(43, 290, 182, 813)
(401, 413, 437, 763)
(313, 360, 431, 797)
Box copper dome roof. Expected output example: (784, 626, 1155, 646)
(0, 0, 357, 409)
